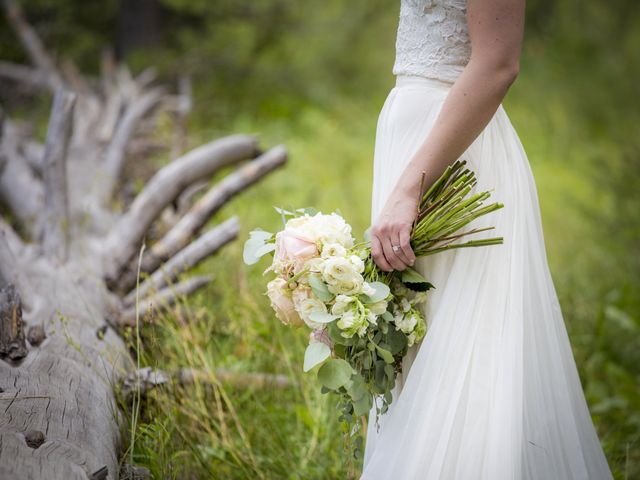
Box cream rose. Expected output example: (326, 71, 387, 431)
(292, 287, 328, 329)
(321, 242, 347, 259)
(337, 310, 369, 338)
(321, 257, 364, 294)
(266, 279, 303, 327)
(331, 294, 355, 315)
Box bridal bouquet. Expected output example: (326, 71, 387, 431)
(243, 160, 503, 458)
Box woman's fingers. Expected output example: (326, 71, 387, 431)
(398, 226, 416, 266)
(371, 234, 393, 272)
(381, 234, 408, 271)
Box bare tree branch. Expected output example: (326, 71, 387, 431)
(169, 75, 192, 160)
(20, 139, 44, 177)
(123, 216, 239, 306)
(0, 216, 24, 256)
(99, 86, 165, 202)
(0, 61, 51, 90)
(41, 89, 76, 260)
(1, 0, 63, 89)
(103, 135, 258, 283)
(135, 67, 157, 90)
(0, 122, 44, 235)
(0, 232, 33, 312)
(0, 230, 19, 288)
(119, 275, 213, 326)
(178, 367, 292, 390)
(121, 366, 292, 396)
(147, 144, 286, 266)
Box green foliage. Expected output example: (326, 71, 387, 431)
(2, 0, 639, 477)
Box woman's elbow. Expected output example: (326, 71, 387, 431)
(488, 57, 520, 88)
(501, 60, 520, 85)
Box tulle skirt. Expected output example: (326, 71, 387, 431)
(361, 75, 612, 479)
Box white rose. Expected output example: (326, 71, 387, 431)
(349, 255, 365, 273)
(401, 298, 411, 313)
(331, 294, 355, 315)
(321, 243, 347, 259)
(321, 257, 363, 292)
(362, 281, 376, 297)
(292, 287, 328, 329)
(328, 277, 363, 295)
(337, 310, 368, 338)
(396, 313, 419, 334)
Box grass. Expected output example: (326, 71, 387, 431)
(116, 49, 639, 479)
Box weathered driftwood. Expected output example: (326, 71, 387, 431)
(116, 144, 288, 293)
(122, 216, 239, 306)
(41, 89, 75, 259)
(119, 275, 213, 327)
(1, 0, 63, 89)
(0, 1, 287, 478)
(103, 134, 259, 284)
(122, 366, 292, 397)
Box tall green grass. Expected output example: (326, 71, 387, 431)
(119, 49, 639, 479)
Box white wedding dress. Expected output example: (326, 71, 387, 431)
(361, 1, 613, 479)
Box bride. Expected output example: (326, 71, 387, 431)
(361, 0, 613, 478)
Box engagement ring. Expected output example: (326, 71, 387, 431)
(392, 245, 401, 252)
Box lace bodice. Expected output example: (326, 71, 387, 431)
(393, 0, 471, 84)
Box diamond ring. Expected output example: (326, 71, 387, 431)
(392, 245, 401, 252)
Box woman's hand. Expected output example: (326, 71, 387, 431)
(370, 185, 419, 272)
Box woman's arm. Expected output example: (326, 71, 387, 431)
(371, 0, 526, 272)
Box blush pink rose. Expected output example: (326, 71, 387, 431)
(275, 229, 318, 264)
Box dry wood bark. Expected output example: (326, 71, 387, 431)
(0, 2, 287, 478)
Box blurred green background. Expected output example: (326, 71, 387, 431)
(1, 0, 638, 478)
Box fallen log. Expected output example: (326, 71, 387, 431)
(0, 1, 287, 477)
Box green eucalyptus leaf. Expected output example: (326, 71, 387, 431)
(363, 350, 372, 370)
(254, 242, 275, 257)
(309, 311, 339, 324)
(303, 342, 331, 372)
(296, 206, 319, 216)
(386, 327, 408, 355)
(328, 322, 356, 345)
(308, 275, 334, 302)
(317, 358, 354, 390)
(384, 364, 395, 381)
(273, 206, 295, 216)
(353, 394, 373, 416)
(242, 230, 273, 265)
(375, 344, 394, 364)
(362, 282, 390, 303)
(374, 361, 386, 389)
